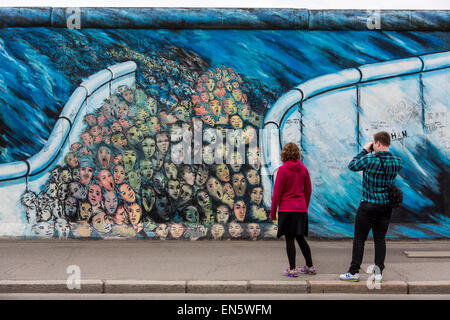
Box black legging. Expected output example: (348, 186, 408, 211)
(285, 235, 313, 270)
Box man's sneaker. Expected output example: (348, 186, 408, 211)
(374, 273, 382, 283)
(298, 265, 317, 275)
(283, 268, 298, 277)
(339, 272, 360, 282)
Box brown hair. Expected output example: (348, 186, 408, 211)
(281, 142, 300, 162)
(373, 131, 391, 147)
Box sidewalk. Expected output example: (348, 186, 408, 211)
(0, 239, 449, 294)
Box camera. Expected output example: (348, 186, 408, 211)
(369, 143, 374, 152)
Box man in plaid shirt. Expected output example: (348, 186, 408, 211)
(340, 131, 402, 283)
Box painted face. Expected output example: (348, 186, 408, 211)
(209, 99, 221, 116)
(264, 224, 278, 238)
(233, 201, 247, 222)
(121, 89, 133, 104)
(250, 112, 261, 127)
(182, 166, 195, 186)
(88, 184, 102, 207)
(119, 183, 136, 203)
(191, 95, 201, 105)
(111, 133, 128, 149)
(22, 191, 36, 207)
(137, 122, 151, 138)
(104, 191, 118, 216)
(200, 91, 210, 104)
(228, 222, 243, 238)
(141, 187, 156, 212)
(215, 164, 230, 182)
(211, 224, 225, 239)
(140, 160, 153, 181)
(153, 172, 168, 195)
(71, 142, 83, 153)
(151, 154, 165, 172)
(230, 115, 243, 129)
(113, 206, 128, 225)
(216, 205, 230, 223)
(127, 203, 142, 226)
(156, 133, 170, 153)
(246, 169, 260, 186)
(65, 153, 79, 168)
(230, 152, 243, 172)
(148, 117, 161, 134)
(164, 163, 177, 180)
(206, 176, 223, 201)
(80, 166, 94, 185)
(126, 126, 144, 146)
(111, 122, 122, 133)
(232, 89, 242, 102)
(250, 187, 263, 205)
(239, 104, 251, 121)
(141, 137, 156, 159)
(113, 154, 123, 166)
(202, 115, 215, 127)
(57, 184, 69, 201)
(247, 223, 261, 240)
(117, 103, 129, 119)
(169, 223, 184, 239)
(90, 125, 101, 137)
(81, 132, 94, 147)
(196, 191, 211, 210)
(79, 202, 92, 220)
(155, 223, 169, 239)
(69, 181, 86, 200)
(84, 114, 97, 126)
(123, 149, 137, 172)
(179, 184, 193, 206)
(118, 119, 131, 131)
(31, 222, 54, 238)
(127, 170, 141, 191)
(46, 182, 58, 198)
(247, 147, 261, 170)
(232, 173, 246, 197)
(202, 146, 215, 164)
(223, 98, 237, 115)
(195, 167, 209, 186)
(145, 97, 158, 115)
(250, 199, 268, 219)
(167, 180, 180, 200)
(97, 169, 115, 191)
(184, 206, 199, 223)
(155, 197, 171, 220)
(113, 165, 126, 185)
(91, 210, 112, 234)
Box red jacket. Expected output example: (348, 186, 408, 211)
(270, 159, 312, 220)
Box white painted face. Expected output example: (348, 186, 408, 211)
(31, 222, 54, 238)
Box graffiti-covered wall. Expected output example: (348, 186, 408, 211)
(0, 8, 449, 239)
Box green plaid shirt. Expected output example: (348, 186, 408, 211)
(348, 150, 402, 205)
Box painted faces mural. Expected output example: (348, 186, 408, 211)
(19, 56, 275, 239)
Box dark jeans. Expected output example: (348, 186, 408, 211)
(285, 235, 313, 269)
(348, 201, 392, 275)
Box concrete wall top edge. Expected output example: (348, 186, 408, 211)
(0, 8, 448, 30)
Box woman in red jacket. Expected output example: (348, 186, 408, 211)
(270, 142, 316, 277)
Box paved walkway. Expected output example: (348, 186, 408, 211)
(0, 239, 449, 294)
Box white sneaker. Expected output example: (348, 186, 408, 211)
(374, 273, 383, 283)
(339, 272, 360, 282)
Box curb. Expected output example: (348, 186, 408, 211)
(0, 280, 103, 293)
(1, 280, 450, 294)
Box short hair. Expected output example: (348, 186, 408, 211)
(281, 142, 300, 162)
(374, 131, 391, 147)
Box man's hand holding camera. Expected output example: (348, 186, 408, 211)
(364, 142, 374, 153)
